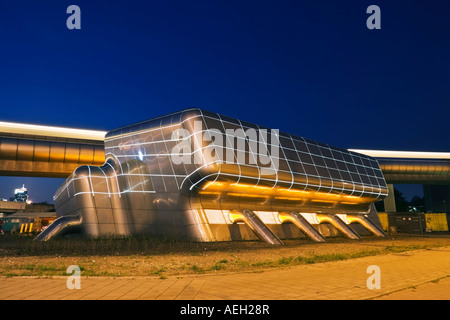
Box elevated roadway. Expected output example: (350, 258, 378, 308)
(350, 149, 450, 184)
(0, 121, 106, 178)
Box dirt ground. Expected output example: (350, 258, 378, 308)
(1, 234, 450, 278)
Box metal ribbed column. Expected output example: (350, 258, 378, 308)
(278, 212, 326, 242)
(229, 210, 283, 245)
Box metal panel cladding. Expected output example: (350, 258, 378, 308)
(104, 108, 387, 200)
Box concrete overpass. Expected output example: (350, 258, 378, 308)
(1, 121, 450, 212)
(350, 149, 450, 212)
(349, 149, 450, 184)
(0, 121, 106, 177)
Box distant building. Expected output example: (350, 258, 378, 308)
(12, 185, 28, 203)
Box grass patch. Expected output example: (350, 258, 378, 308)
(251, 260, 275, 268)
(278, 256, 294, 265)
(152, 268, 166, 275)
(5, 273, 19, 278)
(296, 253, 348, 264)
(208, 259, 230, 271)
(383, 244, 429, 253)
(1, 263, 67, 276)
(209, 263, 226, 271)
(191, 265, 203, 273)
(431, 279, 440, 283)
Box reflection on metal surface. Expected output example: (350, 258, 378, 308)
(34, 214, 82, 241)
(316, 214, 361, 240)
(278, 212, 326, 242)
(41, 109, 388, 242)
(229, 210, 283, 245)
(346, 214, 388, 238)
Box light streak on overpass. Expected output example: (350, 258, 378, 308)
(0, 121, 106, 178)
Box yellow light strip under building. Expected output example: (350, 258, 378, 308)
(200, 181, 373, 204)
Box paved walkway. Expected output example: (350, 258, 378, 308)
(1, 247, 449, 300)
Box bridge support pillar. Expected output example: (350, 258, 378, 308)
(384, 184, 396, 213)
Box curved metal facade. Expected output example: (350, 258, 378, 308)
(45, 109, 388, 243)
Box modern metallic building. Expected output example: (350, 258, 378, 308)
(36, 109, 388, 243)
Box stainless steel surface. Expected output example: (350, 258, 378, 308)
(45, 108, 388, 242)
(316, 214, 362, 240)
(346, 214, 388, 238)
(34, 214, 81, 241)
(278, 212, 327, 242)
(229, 210, 283, 245)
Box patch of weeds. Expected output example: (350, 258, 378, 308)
(208, 259, 230, 271)
(235, 260, 250, 268)
(5, 273, 19, 278)
(278, 257, 294, 265)
(296, 253, 347, 264)
(24, 264, 36, 271)
(209, 263, 226, 271)
(251, 260, 275, 268)
(431, 278, 440, 283)
(384, 244, 428, 253)
(82, 270, 118, 277)
(151, 268, 166, 276)
(191, 265, 203, 273)
(347, 249, 382, 259)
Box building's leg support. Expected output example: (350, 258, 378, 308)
(34, 214, 82, 241)
(384, 184, 396, 213)
(229, 210, 284, 245)
(316, 214, 361, 240)
(346, 214, 388, 238)
(278, 212, 326, 242)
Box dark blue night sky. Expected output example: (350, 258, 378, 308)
(1, 0, 449, 202)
